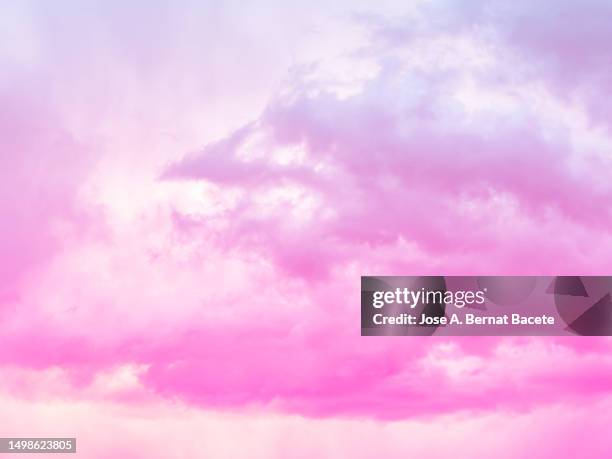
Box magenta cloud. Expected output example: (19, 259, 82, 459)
(2, 0, 612, 457)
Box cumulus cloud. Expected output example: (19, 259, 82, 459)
(166, 0, 612, 278)
(2, 1, 612, 456)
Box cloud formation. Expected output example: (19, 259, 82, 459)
(1, 0, 612, 456)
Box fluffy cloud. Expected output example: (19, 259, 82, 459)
(166, 0, 612, 278)
(1, 1, 612, 456)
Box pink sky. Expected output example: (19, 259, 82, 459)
(1, 0, 612, 457)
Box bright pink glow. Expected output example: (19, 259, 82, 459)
(1, 0, 612, 457)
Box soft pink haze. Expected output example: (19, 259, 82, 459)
(1, 0, 612, 457)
